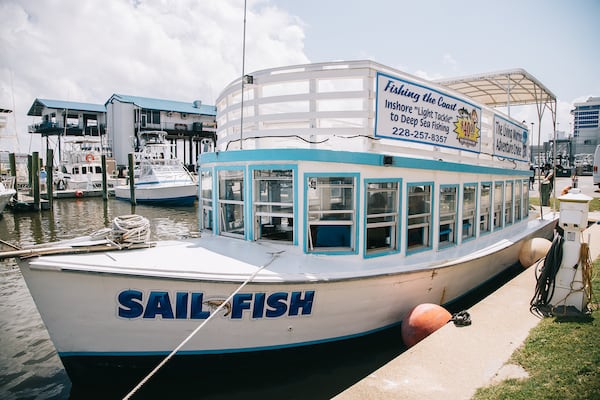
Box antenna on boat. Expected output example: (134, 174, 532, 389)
(239, 0, 248, 150)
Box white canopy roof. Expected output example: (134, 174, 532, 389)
(436, 68, 556, 108)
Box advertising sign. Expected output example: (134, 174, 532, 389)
(375, 72, 482, 153)
(493, 115, 529, 162)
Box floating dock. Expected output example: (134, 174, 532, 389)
(41, 189, 114, 199)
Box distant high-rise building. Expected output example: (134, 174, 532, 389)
(571, 96, 600, 155)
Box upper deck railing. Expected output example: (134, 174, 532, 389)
(215, 60, 531, 168)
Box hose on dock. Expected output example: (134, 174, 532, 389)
(530, 233, 564, 317)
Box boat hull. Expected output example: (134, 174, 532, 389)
(0, 188, 16, 214)
(114, 183, 197, 206)
(17, 218, 555, 384)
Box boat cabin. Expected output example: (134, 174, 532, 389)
(198, 61, 542, 258)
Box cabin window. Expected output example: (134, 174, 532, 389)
(505, 181, 514, 225)
(439, 185, 458, 247)
(462, 183, 477, 240)
(365, 181, 399, 255)
(306, 176, 355, 253)
(253, 169, 294, 242)
(523, 180, 529, 218)
(200, 169, 213, 231)
(95, 166, 102, 174)
(493, 182, 504, 229)
(515, 181, 522, 221)
(407, 184, 432, 251)
(218, 169, 245, 237)
(480, 182, 492, 234)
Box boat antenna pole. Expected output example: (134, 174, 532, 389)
(239, 0, 247, 150)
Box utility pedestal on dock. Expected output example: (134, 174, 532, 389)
(551, 189, 592, 312)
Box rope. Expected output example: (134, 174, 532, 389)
(578, 239, 597, 311)
(110, 215, 151, 244)
(450, 310, 471, 326)
(122, 250, 283, 400)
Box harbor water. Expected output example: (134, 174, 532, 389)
(0, 197, 410, 399)
(0, 196, 525, 399)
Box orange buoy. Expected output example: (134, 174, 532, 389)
(75, 190, 84, 198)
(401, 303, 451, 348)
(518, 237, 551, 268)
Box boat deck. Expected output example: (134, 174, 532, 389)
(27, 212, 557, 283)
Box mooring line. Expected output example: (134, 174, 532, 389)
(122, 251, 282, 400)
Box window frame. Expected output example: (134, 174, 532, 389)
(479, 181, 492, 235)
(462, 182, 478, 242)
(363, 178, 401, 258)
(250, 165, 297, 244)
(217, 167, 246, 239)
(304, 173, 359, 255)
(439, 184, 459, 248)
(406, 182, 434, 254)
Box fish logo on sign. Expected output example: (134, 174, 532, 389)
(454, 108, 480, 147)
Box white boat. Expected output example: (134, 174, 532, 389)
(57, 137, 117, 191)
(0, 176, 16, 214)
(114, 131, 197, 206)
(12, 61, 557, 385)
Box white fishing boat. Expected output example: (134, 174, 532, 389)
(11, 61, 558, 386)
(114, 131, 197, 206)
(57, 137, 117, 191)
(0, 176, 16, 214)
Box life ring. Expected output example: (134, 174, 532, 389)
(85, 153, 95, 162)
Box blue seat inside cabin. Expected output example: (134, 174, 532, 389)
(315, 225, 350, 247)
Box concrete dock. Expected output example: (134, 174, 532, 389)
(335, 213, 600, 400)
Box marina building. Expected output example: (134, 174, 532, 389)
(105, 94, 216, 171)
(572, 96, 600, 155)
(27, 95, 217, 171)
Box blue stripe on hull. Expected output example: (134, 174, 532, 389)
(114, 195, 196, 207)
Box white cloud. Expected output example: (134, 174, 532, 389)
(0, 0, 308, 153)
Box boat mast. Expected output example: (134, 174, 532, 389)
(239, 0, 248, 150)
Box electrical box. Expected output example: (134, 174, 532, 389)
(558, 189, 592, 231)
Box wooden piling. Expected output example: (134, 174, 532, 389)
(32, 152, 40, 210)
(46, 149, 54, 209)
(128, 153, 136, 205)
(101, 155, 108, 201)
(9, 153, 18, 201)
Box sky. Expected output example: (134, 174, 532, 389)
(1, 0, 599, 154)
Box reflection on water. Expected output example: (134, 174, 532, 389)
(0, 198, 199, 400)
(0, 197, 514, 399)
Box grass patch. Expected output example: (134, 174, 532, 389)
(473, 258, 600, 400)
(530, 197, 600, 212)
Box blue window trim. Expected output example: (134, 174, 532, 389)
(248, 163, 298, 245)
(505, 180, 515, 227)
(439, 184, 459, 249)
(493, 180, 505, 231)
(461, 182, 478, 243)
(198, 167, 216, 232)
(303, 172, 360, 255)
(215, 165, 247, 239)
(479, 181, 493, 236)
(406, 181, 434, 255)
(363, 178, 402, 258)
(200, 148, 531, 177)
